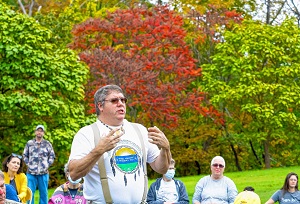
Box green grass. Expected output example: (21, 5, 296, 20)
(39, 166, 299, 203)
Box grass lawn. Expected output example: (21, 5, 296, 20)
(38, 166, 299, 203)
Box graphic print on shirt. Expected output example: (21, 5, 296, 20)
(281, 197, 299, 203)
(157, 181, 179, 202)
(109, 140, 143, 186)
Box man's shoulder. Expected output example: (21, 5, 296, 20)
(42, 139, 53, 145)
(80, 123, 95, 131)
(126, 120, 147, 131)
(76, 124, 95, 137)
(149, 177, 163, 189)
(174, 178, 185, 184)
(26, 139, 35, 144)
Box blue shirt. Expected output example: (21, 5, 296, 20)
(271, 190, 300, 203)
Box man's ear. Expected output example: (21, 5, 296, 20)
(98, 102, 104, 112)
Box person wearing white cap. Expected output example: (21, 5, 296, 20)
(192, 156, 238, 204)
(22, 125, 55, 204)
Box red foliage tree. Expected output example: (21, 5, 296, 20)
(70, 6, 224, 128)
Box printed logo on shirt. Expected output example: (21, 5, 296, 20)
(281, 198, 299, 203)
(110, 140, 143, 186)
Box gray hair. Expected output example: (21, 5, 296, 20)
(64, 163, 69, 174)
(94, 85, 124, 116)
(211, 156, 226, 167)
(0, 170, 4, 179)
(170, 158, 175, 165)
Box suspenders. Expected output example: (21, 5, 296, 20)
(91, 122, 148, 204)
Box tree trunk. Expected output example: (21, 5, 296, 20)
(266, 0, 271, 24)
(264, 137, 271, 168)
(195, 160, 201, 175)
(222, 122, 242, 171)
(249, 140, 262, 166)
(230, 142, 242, 171)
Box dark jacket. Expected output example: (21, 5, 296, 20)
(147, 177, 189, 204)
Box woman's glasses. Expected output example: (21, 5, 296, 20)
(104, 97, 127, 104)
(11, 153, 22, 159)
(212, 163, 224, 168)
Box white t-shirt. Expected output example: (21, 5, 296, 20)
(157, 179, 179, 202)
(69, 119, 160, 204)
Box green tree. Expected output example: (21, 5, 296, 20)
(0, 2, 89, 186)
(201, 19, 300, 169)
(171, 0, 256, 16)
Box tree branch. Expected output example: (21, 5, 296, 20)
(29, 0, 35, 17)
(17, 0, 27, 15)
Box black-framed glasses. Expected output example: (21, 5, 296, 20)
(212, 163, 224, 168)
(104, 97, 127, 104)
(11, 153, 22, 159)
(169, 167, 176, 170)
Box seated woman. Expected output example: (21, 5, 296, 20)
(2, 153, 27, 203)
(48, 163, 86, 204)
(265, 172, 300, 204)
(192, 156, 238, 204)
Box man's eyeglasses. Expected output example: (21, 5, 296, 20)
(212, 163, 224, 168)
(104, 97, 127, 104)
(11, 153, 22, 159)
(169, 167, 176, 170)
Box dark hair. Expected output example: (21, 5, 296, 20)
(94, 85, 125, 116)
(2, 154, 24, 174)
(281, 172, 298, 197)
(244, 186, 255, 191)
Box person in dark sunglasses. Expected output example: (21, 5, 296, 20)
(68, 84, 171, 204)
(192, 156, 238, 204)
(2, 154, 27, 203)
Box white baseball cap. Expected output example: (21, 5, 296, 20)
(35, 125, 45, 131)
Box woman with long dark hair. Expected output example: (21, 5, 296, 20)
(2, 153, 27, 203)
(265, 172, 300, 203)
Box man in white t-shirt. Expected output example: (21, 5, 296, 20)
(68, 85, 171, 204)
